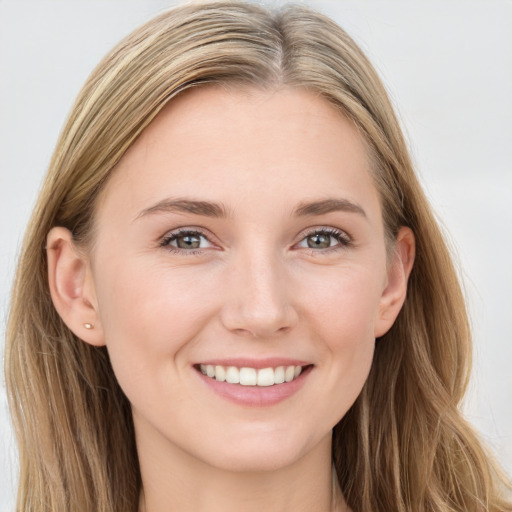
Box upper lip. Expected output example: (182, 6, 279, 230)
(194, 358, 311, 369)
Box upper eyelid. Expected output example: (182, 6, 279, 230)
(294, 226, 351, 242)
(161, 226, 211, 240)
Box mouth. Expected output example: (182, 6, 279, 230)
(193, 361, 313, 407)
(195, 363, 310, 387)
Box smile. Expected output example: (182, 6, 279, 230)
(199, 364, 303, 386)
(194, 360, 313, 407)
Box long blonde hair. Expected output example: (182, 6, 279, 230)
(5, 2, 511, 511)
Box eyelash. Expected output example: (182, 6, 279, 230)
(159, 227, 352, 256)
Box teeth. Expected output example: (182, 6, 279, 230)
(274, 366, 285, 384)
(257, 367, 274, 386)
(199, 364, 304, 386)
(215, 365, 226, 382)
(240, 367, 257, 386)
(225, 366, 240, 384)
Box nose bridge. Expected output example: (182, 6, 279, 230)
(220, 242, 297, 338)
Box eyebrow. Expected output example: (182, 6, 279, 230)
(293, 198, 367, 218)
(136, 197, 366, 220)
(136, 198, 228, 220)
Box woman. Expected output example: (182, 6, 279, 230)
(4, 1, 511, 511)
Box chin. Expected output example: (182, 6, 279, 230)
(204, 445, 305, 474)
(193, 428, 326, 474)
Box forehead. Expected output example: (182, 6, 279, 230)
(97, 86, 380, 223)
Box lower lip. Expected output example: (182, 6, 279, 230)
(195, 366, 313, 407)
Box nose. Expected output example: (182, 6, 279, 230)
(219, 249, 299, 339)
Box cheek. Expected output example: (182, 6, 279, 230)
(296, 265, 382, 415)
(92, 258, 220, 383)
(298, 261, 384, 341)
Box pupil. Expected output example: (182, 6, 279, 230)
(177, 235, 200, 249)
(308, 234, 330, 249)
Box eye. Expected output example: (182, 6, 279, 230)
(160, 229, 213, 252)
(296, 228, 351, 251)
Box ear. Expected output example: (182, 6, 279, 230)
(374, 226, 415, 338)
(46, 227, 105, 346)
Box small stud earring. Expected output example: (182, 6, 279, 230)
(84, 323, 94, 330)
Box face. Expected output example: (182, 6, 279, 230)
(84, 86, 403, 472)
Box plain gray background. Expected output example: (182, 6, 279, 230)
(1, 0, 511, 508)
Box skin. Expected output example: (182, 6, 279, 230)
(47, 86, 414, 512)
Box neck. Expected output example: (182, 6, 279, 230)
(136, 421, 347, 512)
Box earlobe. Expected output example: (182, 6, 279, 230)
(374, 226, 415, 338)
(46, 227, 105, 346)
